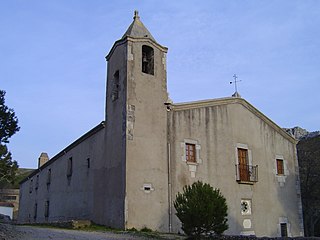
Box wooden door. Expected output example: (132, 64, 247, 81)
(238, 148, 249, 181)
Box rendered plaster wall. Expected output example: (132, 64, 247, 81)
(169, 100, 302, 237)
(125, 39, 169, 232)
(18, 127, 105, 224)
(98, 41, 127, 228)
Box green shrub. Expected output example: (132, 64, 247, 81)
(174, 181, 228, 238)
(127, 227, 138, 232)
(140, 226, 152, 232)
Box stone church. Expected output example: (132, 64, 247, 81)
(19, 12, 304, 237)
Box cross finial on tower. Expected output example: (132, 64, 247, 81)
(233, 74, 237, 81)
(134, 10, 140, 20)
(230, 74, 242, 97)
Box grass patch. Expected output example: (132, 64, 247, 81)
(21, 222, 184, 239)
(127, 227, 138, 232)
(84, 224, 167, 239)
(81, 223, 121, 232)
(141, 227, 153, 232)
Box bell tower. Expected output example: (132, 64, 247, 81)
(101, 11, 169, 231)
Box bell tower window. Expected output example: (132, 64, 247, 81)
(142, 45, 154, 75)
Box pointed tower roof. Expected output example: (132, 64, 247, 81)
(122, 10, 156, 42)
(106, 11, 167, 61)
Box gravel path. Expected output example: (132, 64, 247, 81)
(3, 223, 317, 240)
(0, 223, 161, 240)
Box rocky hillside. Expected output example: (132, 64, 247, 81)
(0, 168, 34, 189)
(283, 126, 320, 141)
(296, 134, 320, 236)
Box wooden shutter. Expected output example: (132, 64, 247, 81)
(277, 159, 284, 175)
(186, 143, 196, 163)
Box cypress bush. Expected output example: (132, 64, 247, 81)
(174, 181, 228, 238)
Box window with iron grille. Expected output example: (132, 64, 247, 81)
(236, 146, 258, 183)
(44, 201, 50, 218)
(186, 143, 196, 163)
(280, 223, 288, 237)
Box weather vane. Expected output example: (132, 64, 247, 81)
(230, 74, 242, 93)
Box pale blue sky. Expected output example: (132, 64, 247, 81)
(1, 1, 319, 168)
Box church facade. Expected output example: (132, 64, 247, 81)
(18, 12, 304, 237)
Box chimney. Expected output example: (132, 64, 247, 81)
(38, 152, 49, 168)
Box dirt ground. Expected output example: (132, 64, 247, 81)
(0, 223, 167, 240)
(2, 223, 319, 240)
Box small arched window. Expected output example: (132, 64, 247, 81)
(67, 157, 73, 178)
(111, 70, 120, 101)
(142, 45, 154, 75)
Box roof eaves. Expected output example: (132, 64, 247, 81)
(172, 97, 296, 144)
(106, 37, 167, 61)
(19, 121, 105, 185)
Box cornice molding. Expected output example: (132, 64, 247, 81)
(172, 97, 296, 144)
(106, 37, 168, 61)
(20, 122, 106, 184)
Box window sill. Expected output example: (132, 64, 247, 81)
(142, 71, 154, 76)
(186, 161, 198, 166)
(236, 180, 255, 185)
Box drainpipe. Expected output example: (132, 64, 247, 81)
(165, 100, 173, 233)
(168, 142, 172, 233)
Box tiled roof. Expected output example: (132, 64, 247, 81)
(0, 202, 14, 208)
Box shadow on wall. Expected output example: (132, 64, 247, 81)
(275, 171, 303, 237)
(226, 214, 244, 236)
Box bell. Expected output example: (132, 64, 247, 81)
(142, 55, 148, 63)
